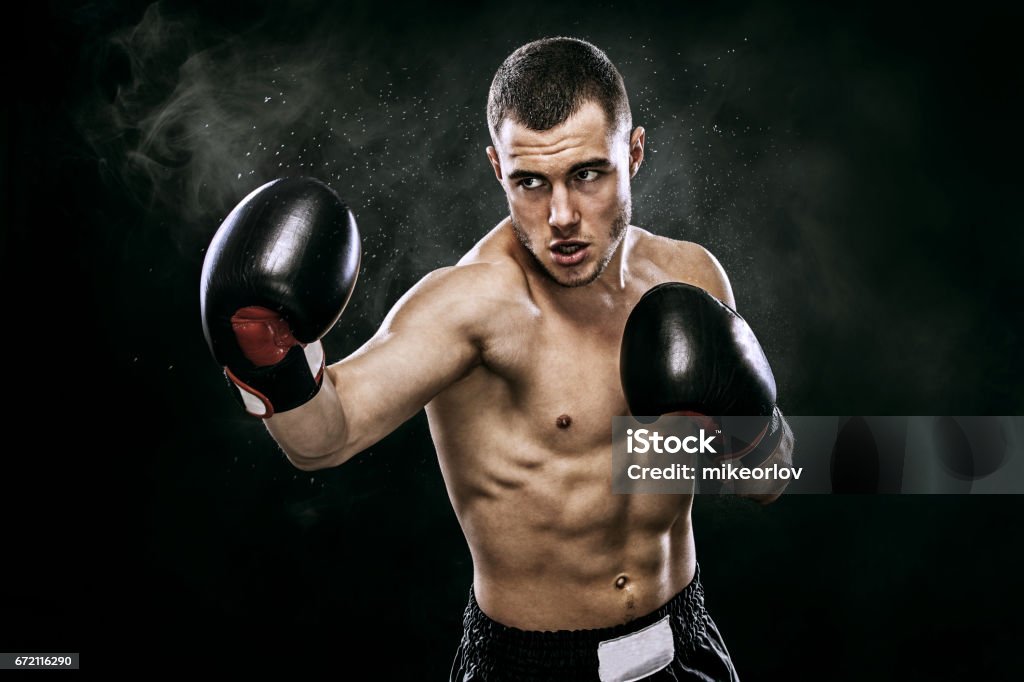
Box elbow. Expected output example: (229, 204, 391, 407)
(288, 457, 329, 473)
(283, 447, 343, 472)
(283, 438, 362, 472)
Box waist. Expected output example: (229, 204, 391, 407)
(470, 524, 696, 630)
(458, 563, 709, 680)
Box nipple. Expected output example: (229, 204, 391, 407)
(556, 414, 573, 429)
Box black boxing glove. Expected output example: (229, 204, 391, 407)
(620, 281, 783, 467)
(200, 177, 361, 417)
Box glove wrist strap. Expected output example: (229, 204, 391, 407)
(224, 341, 325, 418)
(722, 405, 784, 468)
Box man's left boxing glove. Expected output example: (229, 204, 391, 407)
(620, 281, 783, 467)
(200, 177, 361, 418)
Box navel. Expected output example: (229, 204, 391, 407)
(615, 574, 629, 590)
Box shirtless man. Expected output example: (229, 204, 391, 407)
(201, 37, 793, 681)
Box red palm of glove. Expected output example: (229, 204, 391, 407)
(230, 306, 302, 367)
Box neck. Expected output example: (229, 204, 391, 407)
(521, 226, 634, 320)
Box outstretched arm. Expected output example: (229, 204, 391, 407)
(266, 264, 495, 471)
(201, 179, 499, 472)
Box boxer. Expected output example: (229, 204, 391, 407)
(202, 36, 794, 681)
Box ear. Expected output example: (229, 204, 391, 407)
(628, 127, 645, 178)
(486, 145, 503, 181)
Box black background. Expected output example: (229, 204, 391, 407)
(5, 0, 1024, 678)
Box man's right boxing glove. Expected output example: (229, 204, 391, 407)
(200, 177, 361, 418)
(620, 281, 783, 467)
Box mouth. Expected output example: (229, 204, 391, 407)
(549, 240, 590, 266)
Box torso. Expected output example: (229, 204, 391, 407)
(425, 219, 722, 630)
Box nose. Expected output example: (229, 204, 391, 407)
(548, 184, 579, 234)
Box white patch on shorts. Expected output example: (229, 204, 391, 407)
(597, 614, 675, 682)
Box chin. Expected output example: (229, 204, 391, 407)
(546, 261, 605, 288)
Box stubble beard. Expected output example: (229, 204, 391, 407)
(511, 198, 631, 289)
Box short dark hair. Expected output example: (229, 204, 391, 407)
(487, 37, 632, 141)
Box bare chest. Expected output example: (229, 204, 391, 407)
(483, 308, 633, 451)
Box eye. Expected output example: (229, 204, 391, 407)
(518, 177, 543, 189)
(576, 169, 600, 182)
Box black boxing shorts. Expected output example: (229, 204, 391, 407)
(449, 563, 740, 682)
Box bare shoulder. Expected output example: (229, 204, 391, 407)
(631, 227, 737, 309)
(382, 223, 532, 338)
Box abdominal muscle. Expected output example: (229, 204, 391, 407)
(427, 397, 697, 631)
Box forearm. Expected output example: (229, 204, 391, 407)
(264, 369, 350, 471)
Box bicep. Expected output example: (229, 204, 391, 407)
(326, 268, 483, 457)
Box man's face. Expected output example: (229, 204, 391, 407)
(486, 100, 645, 288)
